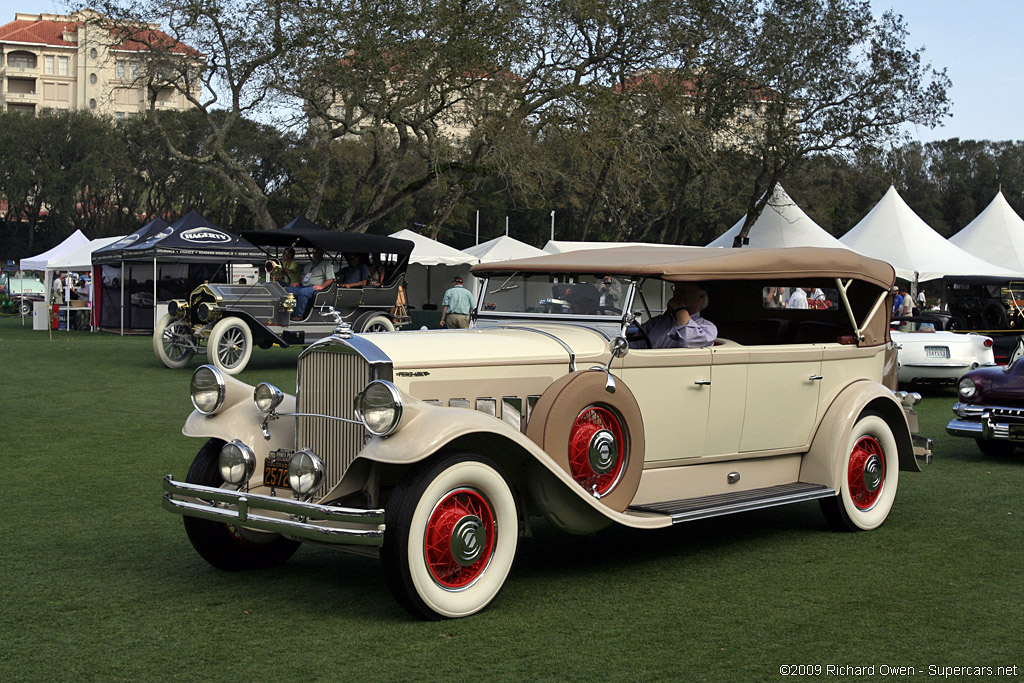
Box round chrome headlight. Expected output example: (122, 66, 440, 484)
(168, 299, 187, 318)
(218, 440, 256, 485)
(288, 449, 325, 495)
(958, 376, 978, 400)
(191, 365, 226, 415)
(354, 380, 403, 436)
(197, 301, 216, 322)
(254, 382, 284, 413)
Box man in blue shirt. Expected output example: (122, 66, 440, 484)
(633, 283, 717, 348)
(440, 276, 474, 328)
(338, 254, 371, 288)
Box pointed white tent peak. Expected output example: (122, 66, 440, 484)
(463, 235, 547, 262)
(47, 236, 125, 271)
(389, 229, 476, 266)
(948, 191, 1024, 271)
(706, 184, 846, 249)
(840, 185, 1022, 282)
(19, 229, 91, 271)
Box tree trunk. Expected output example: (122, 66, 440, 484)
(579, 156, 613, 241)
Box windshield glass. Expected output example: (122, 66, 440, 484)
(4, 277, 45, 295)
(478, 273, 628, 317)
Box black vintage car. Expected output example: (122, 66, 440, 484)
(943, 276, 1024, 331)
(153, 227, 414, 374)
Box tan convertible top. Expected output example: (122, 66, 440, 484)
(471, 246, 895, 290)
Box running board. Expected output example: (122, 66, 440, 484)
(628, 482, 836, 524)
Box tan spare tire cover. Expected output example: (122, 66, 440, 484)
(526, 369, 645, 512)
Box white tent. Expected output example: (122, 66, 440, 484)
(390, 228, 477, 267)
(948, 191, 1024, 271)
(706, 184, 846, 249)
(48, 236, 125, 272)
(19, 229, 90, 271)
(389, 229, 476, 312)
(37, 235, 125, 331)
(464, 235, 546, 262)
(543, 240, 677, 253)
(840, 185, 1021, 283)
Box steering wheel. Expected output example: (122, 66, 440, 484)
(625, 321, 653, 349)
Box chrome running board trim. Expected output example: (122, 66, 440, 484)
(628, 482, 835, 524)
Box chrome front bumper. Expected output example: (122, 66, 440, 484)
(947, 402, 1024, 443)
(162, 476, 385, 546)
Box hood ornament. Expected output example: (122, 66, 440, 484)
(320, 306, 353, 338)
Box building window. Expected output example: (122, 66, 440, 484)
(115, 112, 125, 120)
(10, 53, 36, 69)
(89, 73, 97, 85)
(130, 62, 138, 79)
(89, 99, 97, 109)
(58, 56, 69, 76)
(45, 55, 54, 74)
(116, 61, 126, 79)
(90, 48, 97, 60)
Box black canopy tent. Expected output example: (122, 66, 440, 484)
(279, 215, 326, 231)
(92, 211, 264, 333)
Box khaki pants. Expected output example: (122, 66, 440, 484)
(445, 313, 469, 328)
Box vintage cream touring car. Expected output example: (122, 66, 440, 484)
(162, 246, 932, 620)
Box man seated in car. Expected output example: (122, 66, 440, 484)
(634, 283, 717, 348)
(286, 248, 335, 320)
(337, 253, 370, 289)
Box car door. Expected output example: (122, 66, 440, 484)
(736, 344, 823, 452)
(618, 347, 713, 461)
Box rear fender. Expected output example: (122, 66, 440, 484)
(801, 381, 916, 490)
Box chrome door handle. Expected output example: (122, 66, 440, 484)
(694, 379, 711, 386)
(809, 374, 823, 381)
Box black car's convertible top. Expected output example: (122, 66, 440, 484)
(241, 227, 414, 257)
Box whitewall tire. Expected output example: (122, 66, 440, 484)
(207, 317, 253, 375)
(153, 314, 196, 369)
(382, 452, 519, 620)
(360, 314, 396, 333)
(820, 412, 900, 532)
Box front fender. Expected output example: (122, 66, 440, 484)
(356, 396, 670, 531)
(801, 381, 915, 490)
(182, 371, 296, 459)
(221, 311, 289, 347)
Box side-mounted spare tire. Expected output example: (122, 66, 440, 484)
(525, 369, 645, 512)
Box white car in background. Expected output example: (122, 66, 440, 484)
(892, 328, 995, 387)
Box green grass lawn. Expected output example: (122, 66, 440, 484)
(2, 315, 1021, 682)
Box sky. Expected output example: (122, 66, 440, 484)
(2, 1, 1022, 144)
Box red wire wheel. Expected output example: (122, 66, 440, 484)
(847, 435, 886, 510)
(567, 405, 627, 497)
(423, 487, 496, 589)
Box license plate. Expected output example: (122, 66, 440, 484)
(263, 457, 290, 489)
(924, 346, 950, 359)
(1008, 425, 1024, 441)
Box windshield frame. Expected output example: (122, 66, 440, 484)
(473, 273, 637, 328)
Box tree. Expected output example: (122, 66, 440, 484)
(728, 0, 950, 246)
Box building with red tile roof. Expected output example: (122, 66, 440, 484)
(0, 9, 201, 117)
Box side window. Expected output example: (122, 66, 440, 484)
(763, 286, 839, 310)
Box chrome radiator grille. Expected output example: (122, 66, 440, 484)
(297, 348, 371, 492)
